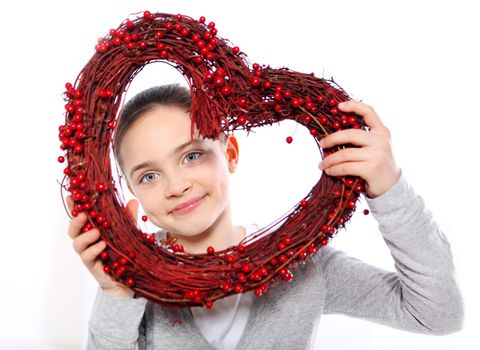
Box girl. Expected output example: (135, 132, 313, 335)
(67, 83, 463, 349)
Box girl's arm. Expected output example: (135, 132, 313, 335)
(320, 168, 464, 334)
(86, 286, 148, 349)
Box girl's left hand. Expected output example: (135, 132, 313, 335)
(318, 100, 401, 199)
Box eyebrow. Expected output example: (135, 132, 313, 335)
(129, 138, 205, 178)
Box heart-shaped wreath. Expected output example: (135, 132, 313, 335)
(58, 11, 368, 309)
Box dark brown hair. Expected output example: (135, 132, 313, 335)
(112, 83, 226, 175)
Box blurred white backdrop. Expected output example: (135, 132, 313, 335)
(0, 0, 478, 349)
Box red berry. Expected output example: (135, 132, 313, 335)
(141, 215, 148, 222)
(254, 287, 263, 297)
(251, 77, 261, 87)
(286, 136, 293, 144)
(232, 46, 240, 54)
(237, 115, 247, 125)
(221, 86, 232, 96)
(214, 77, 225, 87)
(328, 98, 337, 106)
(58, 156, 65, 163)
(95, 181, 107, 192)
(237, 97, 248, 107)
(65, 104, 75, 113)
(207, 246, 215, 255)
(242, 264, 251, 273)
(237, 273, 247, 283)
(199, 16, 206, 23)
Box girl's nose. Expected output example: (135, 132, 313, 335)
(164, 173, 191, 198)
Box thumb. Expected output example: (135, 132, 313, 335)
(66, 195, 74, 214)
(125, 199, 139, 222)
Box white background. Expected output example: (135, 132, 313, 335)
(0, 0, 478, 349)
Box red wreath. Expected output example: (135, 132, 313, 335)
(58, 11, 368, 309)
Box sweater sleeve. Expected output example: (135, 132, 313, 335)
(321, 168, 464, 335)
(86, 286, 148, 350)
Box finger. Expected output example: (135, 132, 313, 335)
(66, 195, 74, 214)
(319, 147, 370, 170)
(126, 199, 139, 222)
(322, 160, 369, 178)
(73, 228, 101, 255)
(68, 211, 88, 239)
(80, 239, 107, 269)
(338, 100, 389, 133)
(319, 129, 371, 149)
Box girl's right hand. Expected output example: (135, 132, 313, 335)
(66, 195, 139, 298)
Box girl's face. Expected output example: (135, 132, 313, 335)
(120, 105, 239, 239)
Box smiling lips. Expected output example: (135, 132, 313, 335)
(170, 195, 206, 214)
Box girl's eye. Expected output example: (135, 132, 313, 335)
(138, 152, 202, 184)
(140, 172, 158, 184)
(184, 151, 203, 163)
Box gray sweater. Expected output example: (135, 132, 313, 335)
(86, 169, 464, 349)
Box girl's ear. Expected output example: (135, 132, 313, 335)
(225, 135, 239, 173)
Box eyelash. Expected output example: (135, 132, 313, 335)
(139, 151, 203, 184)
